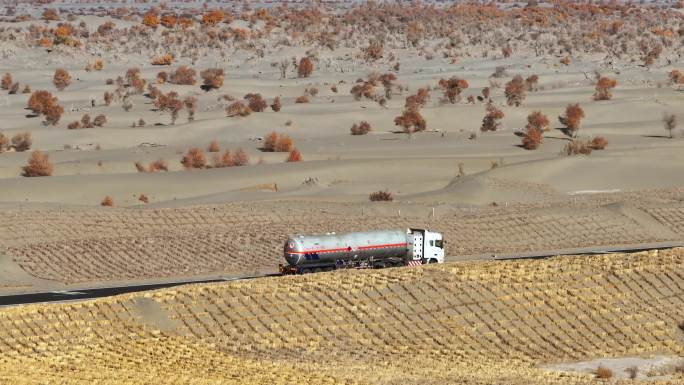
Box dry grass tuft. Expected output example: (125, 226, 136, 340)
(100, 196, 114, 207)
(595, 365, 613, 379)
(369, 190, 393, 201)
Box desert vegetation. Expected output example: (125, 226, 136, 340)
(22, 151, 53, 177)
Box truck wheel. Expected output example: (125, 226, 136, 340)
(428, 258, 438, 264)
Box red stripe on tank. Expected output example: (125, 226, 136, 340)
(287, 242, 408, 254)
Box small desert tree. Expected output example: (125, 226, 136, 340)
(53, 69, 72, 91)
(22, 150, 53, 177)
(480, 103, 504, 132)
(663, 113, 677, 139)
(438, 77, 469, 103)
(200, 68, 224, 90)
(181, 147, 207, 169)
(244, 93, 267, 112)
(594, 76, 617, 101)
(505, 75, 526, 106)
(520, 127, 543, 150)
(559, 103, 585, 137)
(297, 57, 314, 78)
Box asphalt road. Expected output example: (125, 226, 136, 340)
(1, 240, 682, 307)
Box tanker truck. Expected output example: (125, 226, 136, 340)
(279, 228, 444, 274)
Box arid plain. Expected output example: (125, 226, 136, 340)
(0, 1, 683, 384)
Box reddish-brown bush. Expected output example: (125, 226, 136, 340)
(271, 96, 282, 112)
(149, 159, 168, 172)
(594, 76, 617, 101)
(595, 366, 613, 380)
(559, 103, 585, 137)
(207, 139, 220, 152)
(480, 103, 504, 132)
(22, 150, 53, 177)
(1, 73, 11, 90)
(151, 54, 173, 66)
(93, 114, 107, 127)
(669, 70, 684, 85)
(134, 161, 146, 172)
(67, 121, 81, 130)
(525, 75, 539, 91)
(226, 101, 251, 117)
(52, 69, 71, 91)
(27, 90, 58, 114)
(369, 190, 393, 201)
(505, 75, 526, 106)
(9, 82, 19, 94)
(232, 147, 249, 166)
(42, 9, 60, 21)
(521, 127, 543, 150)
(405, 88, 430, 110)
(351, 121, 372, 135)
(297, 57, 314, 78)
(438, 77, 469, 103)
(350, 80, 376, 101)
(11, 132, 31, 152)
(44, 104, 64, 126)
(101, 196, 114, 207)
(262, 132, 294, 152)
(364, 43, 384, 61)
(295, 95, 310, 104)
(142, 12, 159, 28)
(81, 114, 93, 128)
(286, 148, 302, 162)
(181, 147, 207, 169)
(244, 93, 267, 112)
(200, 68, 224, 90)
(202, 10, 224, 25)
(394, 109, 426, 133)
(160, 14, 177, 29)
(525, 111, 550, 132)
(138, 194, 149, 204)
(170, 66, 196, 85)
(157, 72, 168, 84)
(590, 136, 608, 150)
(103, 91, 113, 106)
(213, 150, 234, 168)
(155, 92, 183, 124)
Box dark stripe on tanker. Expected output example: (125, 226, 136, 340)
(287, 242, 408, 255)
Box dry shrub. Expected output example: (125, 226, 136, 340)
(521, 127, 543, 150)
(22, 85, 30, 94)
(525, 75, 539, 91)
(394, 109, 426, 133)
(438, 77, 469, 103)
(81, 114, 93, 128)
(480, 103, 504, 132)
(170, 66, 196, 85)
(244, 93, 267, 112)
(149, 159, 168, 172)
(155, 92, 183, 124)
(101, 196, 114, 207)
(505, 75, 526, 106)
(184, 97, 197, 122)
(67, 121, 81, 130)
(351, 121, 371, 135)
(44, 104, 64, 126)
(297, 57, 313, 78)
(559, 103, 585, 137)
(560, 56, 571, 65)
(562, 138, 595, 155)
(350, 80, 376, 101)
(262, 132, 294, 152)
(9, 132, 31, 152)
(27, 90, 61, 120)
(663, 113, 677, 138)
(200, 68, 224, 90)
(9, 82, 19, 94)
(226, 101, 251, 117)
(590, 136, 608, 150)
(232, 147, 249, 166)
(22, 150, 53, 177)
(181, 147, 207, 169)
(625, 366, 638, 379)
(207, 139, 220, 152)
(668, 70, 684, 85)
(363, 42, 383, 61)
(213, 150, 234, 168)
(151, 53, 173, 66)
(595, 366, 613, 379)
(138, 118, 146, 127)
(138, 194, 149, 204)
(103, 91, 113, 106)
(271, 96, 282, 112)
(0, 133, 7, 152)
(295, 95, 309, 104)
(42, 8, 59, 21)
(405, 88, 430, 110)
(134, 161, 146, 172)
(594, 76, 617, 101)
(93, 114, 107, 127)
(369, 190, 393, 201)
(202, 9, 224, 25)
(286, 148, 302, 162)
(526, 111, 550, 132)
(1, 73, 11, 90)
(52, 69, 71, 91)
(92, 59, 104, 71)
(142, 12, 159, 28)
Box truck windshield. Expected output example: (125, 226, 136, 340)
(435, 239, 443, 248)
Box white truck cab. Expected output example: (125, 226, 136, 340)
(409, 228, 445, 264)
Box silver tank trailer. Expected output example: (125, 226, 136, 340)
(284, 229, 412, 268)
